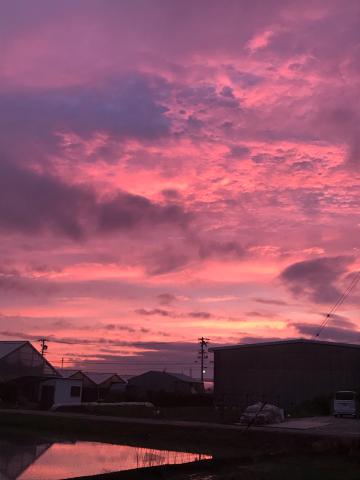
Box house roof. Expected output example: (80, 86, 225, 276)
(0, 341, 27, 360)
(210, 338, 360, 352)
(0, 340, 60, 379)
(84, 372, 121, 385)
(61, 369, 81, 378)
(167, 372, 203, 383)
(130, 370, 202, 383)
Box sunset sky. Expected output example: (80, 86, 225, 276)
(1, 0, 360, 376)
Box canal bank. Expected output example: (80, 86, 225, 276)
(0, 408, 360, 457)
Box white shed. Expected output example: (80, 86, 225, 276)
(39, 378, 82, 407)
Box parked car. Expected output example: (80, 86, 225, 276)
(333, 390, 358, 418)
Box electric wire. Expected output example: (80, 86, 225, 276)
(314, 271, 360, 338)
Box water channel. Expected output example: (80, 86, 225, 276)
(0, 433, 211, 479)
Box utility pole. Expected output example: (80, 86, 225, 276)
(39, 338, 48, 356)
(198, 337, 209, 382)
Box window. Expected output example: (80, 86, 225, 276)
(335, 391, 356, 400)
(71, 386, 81, 397)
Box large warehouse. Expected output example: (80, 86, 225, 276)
(211, 339, 360, 411)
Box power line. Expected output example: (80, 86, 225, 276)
(314, 271, 360, 338)
(48, 359, 200, 365)
(197, 337, 210, 382)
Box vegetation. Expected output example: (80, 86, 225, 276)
(65, 455, 360, 480)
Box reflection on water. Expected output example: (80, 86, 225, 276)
(0, 435, 210, 480)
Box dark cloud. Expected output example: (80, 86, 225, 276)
(134, 308, 213, 320)
(143, 236, 247, 276)
(292, 322, 360, 344)
(161, 189, 182, 201)
(239, 336, 285, 344)
(188, 311, 212, 319)
(81, 340, 206, 376)
(0, 331, 205, 376)
(134, 308, 172, 317)
(198, 240, 245, 259)
(98, 193, 189, 232)
(226, 67, 264, 88)
(0, 330, 176, 348)
(101, 323, 147, 333)
(326, 313, 357, 329)
(245, 311, 276, 319)
(100, 323, 170, 337)
(50, 319, 74, 329)
(252, 297, 288, 306)
(227, 144, 251, 159)
(0, 266, 58, 296)
(145, 249, 191, 276)
(0, 161, 94, 239)
(280, 255, 355, 303)
(157, 293, 177, 305)
(0, 161, 190, 240)
(177, 84, 240, 112)
(0, 74, 170, 158)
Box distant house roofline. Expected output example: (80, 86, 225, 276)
(166, 372, 203, 383)
(84, 372, 124, 385)
(129, 370, 203, 383)
(209, 338, 360, 352)
(61, 369, 82, 378)
(67, 370, 125, 385)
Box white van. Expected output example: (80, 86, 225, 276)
(333, 391, 358, 418)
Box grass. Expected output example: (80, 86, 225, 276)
(64, 454, 360, 480)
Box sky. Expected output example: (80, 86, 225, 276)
(1, 0, 360, 377)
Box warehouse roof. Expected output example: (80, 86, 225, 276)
(0, 341, 28, 360)
(209, 338, 360, 352)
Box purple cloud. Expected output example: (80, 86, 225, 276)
(292, 322, 360, 343)
(157, 293, 177, 305)
(280, 256, 355, 304)
(0, 161, 94, 239)
(98, 193, 189, 232)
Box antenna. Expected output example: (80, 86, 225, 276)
(39, 338, 48, 356)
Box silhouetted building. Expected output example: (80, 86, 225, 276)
(64, 370, 125, 401)
(0, 341, 58, 382)
(0, 341, 82, 407)
(211, 339, 360, 411)
(127, 371, 204, 398)
(0, 341, 59, 404)
(39, 378, 82, 408)
(0, 437, 52, 480)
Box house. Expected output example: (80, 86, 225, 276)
(0, 341, 58, 382)
(127, 370, 204, 398)
(39, 378, 82, 408)
(0, 341, 59, 404)
(65, 370, 125, 401)
(210, 338, 360, 411)
(0, 436, 52, 480)
(0, 341, 82, 408)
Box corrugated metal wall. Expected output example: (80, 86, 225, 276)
(214, 343, 360, 410)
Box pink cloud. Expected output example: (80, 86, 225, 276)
(0, 0, 360, 370)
